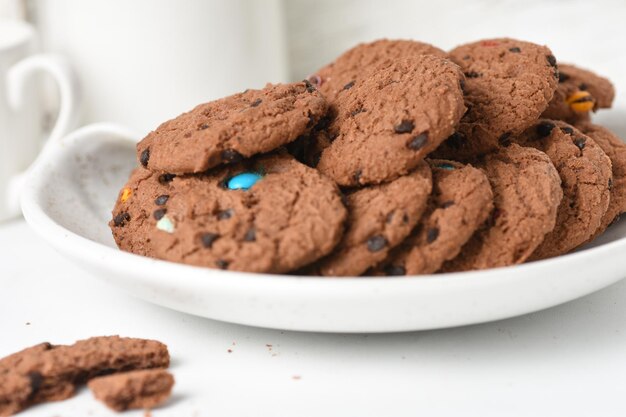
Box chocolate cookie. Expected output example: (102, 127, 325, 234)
(308, 161, 432, 276)
(576, 122, 626, 237)
(512, 120, 612, 259)
(542, 64, 615, 123)
(316, 55, 465, 186)
(111, 153, 347, 273)
(136, 81, 328, 174)
(0, 336, 169, 416)
(310, 39, 447, 103)
(434, 38, 558, 160)
(89, 369, 174, 411)
(443, 144, 563, 271)
(374, 159, 493, 276)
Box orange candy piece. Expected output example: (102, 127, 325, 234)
(121, 187, 132, 202)
(566, 90, 595, 113)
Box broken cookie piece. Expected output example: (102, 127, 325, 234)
(88, 369, 174, 412)
(0, 336, 170, 416)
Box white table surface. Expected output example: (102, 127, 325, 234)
(1, 219, 625, 417)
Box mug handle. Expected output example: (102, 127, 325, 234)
(7, 53, 81, 144)
(4, 54, 81, 217)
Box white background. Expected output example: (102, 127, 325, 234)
(285, 0, 626, 83)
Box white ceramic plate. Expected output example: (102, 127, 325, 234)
(21, 122, 626, 333)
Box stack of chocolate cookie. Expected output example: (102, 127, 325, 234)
(110, 38, 624, 276)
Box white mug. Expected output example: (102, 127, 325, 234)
(0, 18, 79, 221)
(31, 0, 289, 135)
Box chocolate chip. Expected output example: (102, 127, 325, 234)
(153, 208, 167, 220)
(407, 133, 428, 150)
(384, 264, 406, 276)
(367, 235, 387, 252)
(303, 79, 316, 93)
(509, 47, 521, 53)
(536, 121, 556, 138)
(464, 71, 481, 78)
(113, 212, 131, 227)
(558, 72, 570, 83)
(498, 132, 512, 147)
(426, 227, 439, 243)
(250, 98, 262, 107)
(221, 149, 243, 164)
(574, 137, 586, 150)
(343, 81, 355, 90)
(155, 195, 169, 206)
(445, 132, 466, 149)
(609, 178, 613, 190)
(200, 232, 219, 248)
(441, 201, 455, 208)
(216, 259, 229, 269)
(546, 54, 557, 67)
(218, 209, 233, 220)
(307, 114, 316, 127)
(353, 169, 362, 183)
(402, 214, 409, 224)
(158, 173, 176, 184)
(244, 228, 256, 242)
(394, 120, 415, 134)
(579, 83, 588, 91)
(198, 123, 209, 130)
(459, 78, 466, 92)
(140, 148, 150, 167)
(385, 211, 395, 223)
(560, 126, 574, 135)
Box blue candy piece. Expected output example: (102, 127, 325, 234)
(227, 172, 262, 191)
(435, 163, 455, 170)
